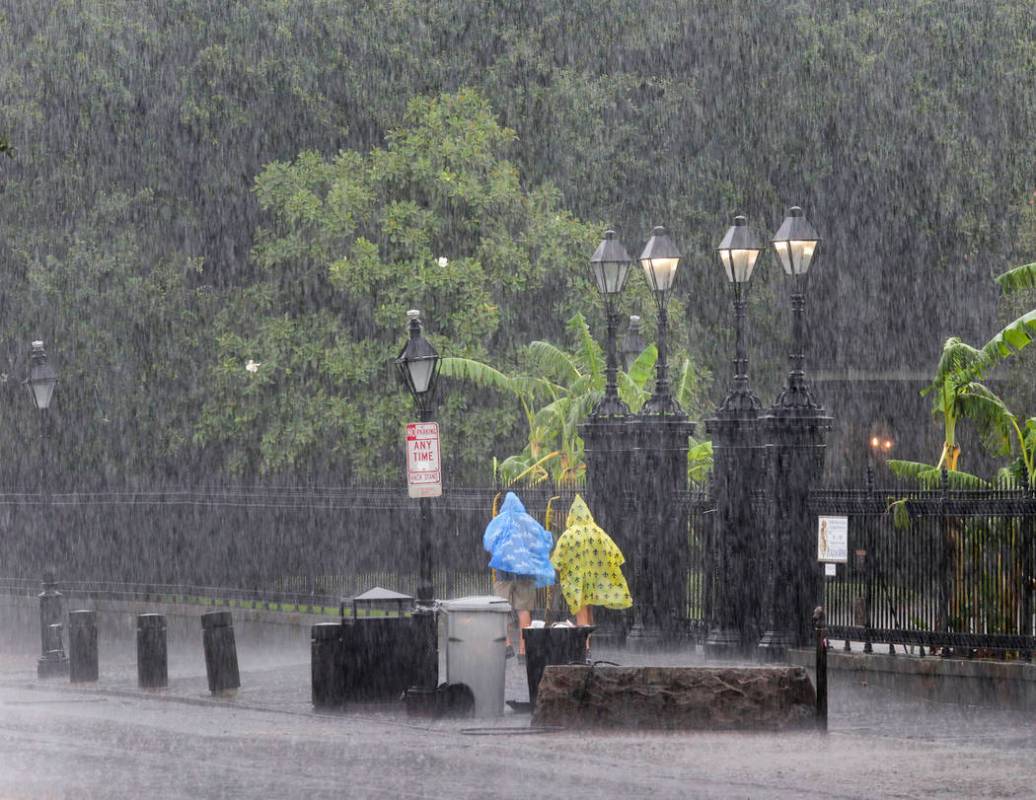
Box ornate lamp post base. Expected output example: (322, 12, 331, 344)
(757, 628, 797, 661)
(626, 620, 666, 653)
(703, 626, 742, 658)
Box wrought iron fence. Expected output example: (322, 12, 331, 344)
(811, 474, 1036, 657)
(0, 481, 714, 634)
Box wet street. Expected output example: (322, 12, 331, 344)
(1, 642, 1034, 799)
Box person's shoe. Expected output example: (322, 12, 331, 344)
(517, 654, 526, 665)
(505, 644, 515, 659)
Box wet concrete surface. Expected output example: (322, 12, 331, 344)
(1, 634, 1035, 799)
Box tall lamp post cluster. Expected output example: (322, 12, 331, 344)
(704, 207, 830, 657)
(582, 207, 829, 653)
(583, 226, 695, 649)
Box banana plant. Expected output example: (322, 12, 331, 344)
(895, 261, 1036, 481)
(441, 312, 661, 484)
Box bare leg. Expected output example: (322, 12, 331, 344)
(517, 610, 532, 656)
(575, 606, 593, 654)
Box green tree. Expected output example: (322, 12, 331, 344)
(194, 90, 600, 479)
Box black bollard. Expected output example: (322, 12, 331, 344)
(311, 622, 344, 708)
(69, 610, 99, 683)
(36, 574, 69, 679)
(201, 611, 240, 695)
(813, 606, 828, 733)
(137, 613, 168, 689)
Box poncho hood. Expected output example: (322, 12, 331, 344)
(566, 494, 596, 528)
(482, 491, 556, 587)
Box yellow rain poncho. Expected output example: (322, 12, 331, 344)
(551, 495, 632, 614)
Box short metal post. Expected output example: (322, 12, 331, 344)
(201, 611, 240, 695)
(68, 610, 98, 683)
(311, 622, 344, 708)
(37, 574, 69, 679)
(136, 613, 168, 689)
(814, 606, 828, 733)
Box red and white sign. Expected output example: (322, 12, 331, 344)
(405, 422, 442, 498)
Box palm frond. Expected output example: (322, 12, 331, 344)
(616, 371, 649, 412)
(687, 439, 713, 487)
(675, 358, 700, 413)
(527, 340, 582, 386)
(954, 382, 1014, 457)
(887, 459, 989, 488)
(972, 309, 1036, 375)
(565, 312, 604, 383)
(626, 343, 657, 388)
(994, 261, 1036, 295)
(440, 356, 514, 394)
(923, 337, 982, 396)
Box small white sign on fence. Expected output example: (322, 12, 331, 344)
(817, 515, 848, 563)
(405, 421, 442, 499)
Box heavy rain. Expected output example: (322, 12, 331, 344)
(1, 2, 1036, 798)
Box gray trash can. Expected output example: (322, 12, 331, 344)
(442, 595, 511, 717)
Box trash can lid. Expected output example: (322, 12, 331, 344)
(442, 595, 512, 613)
(350, 587, 414, 603)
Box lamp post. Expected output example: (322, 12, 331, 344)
(588, 230, 632, 418)
(626, 226, 695, 649)
(26, 341, 66, 678)
(394, 310, 442, 608)
(705, 216, 765, 657)
(770, 206, 822, 415)
(762, 205, 832, 650)
(620, 315, 646, 372)
(394, 309, 442, 699)
(638, 226, 684, 418)
(716, 215, 763, 417)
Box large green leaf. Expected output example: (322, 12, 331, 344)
(975, 308, 1036, 372)
(887, 459, 989, 488)
(923, 337, 982, 396)
(954, 382, 1014, 457)
(994, 262, 1036, 295)
(565, 312, 603, 385)
(626, 343, 658, 389)
(439, 356, 513, 393)
(687, 439, 713, 487)
(526, 340, 582, 386)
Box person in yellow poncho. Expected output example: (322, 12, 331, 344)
(550, 494, 632, 628)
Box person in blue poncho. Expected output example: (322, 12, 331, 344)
(483, 492, 556, 659)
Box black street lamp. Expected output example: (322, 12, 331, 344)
(638, 226, 684, 418)
(588, 230, 632, 418)
(704, 217, 766, 658)
(620, 315, 646, 373)
(770, 206, 822, 415)
(25, 340, 58, 437)
(394, 309, 442, 696)
(760, 205, 831, 653)
(716, 215, 763, 417)
(394, 309, 441, 607)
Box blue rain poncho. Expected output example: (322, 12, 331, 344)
(483, 492, 556, 588)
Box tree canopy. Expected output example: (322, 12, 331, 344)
(1, 1, 1035, 485)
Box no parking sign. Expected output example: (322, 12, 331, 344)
(405, 422, 442, 498)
